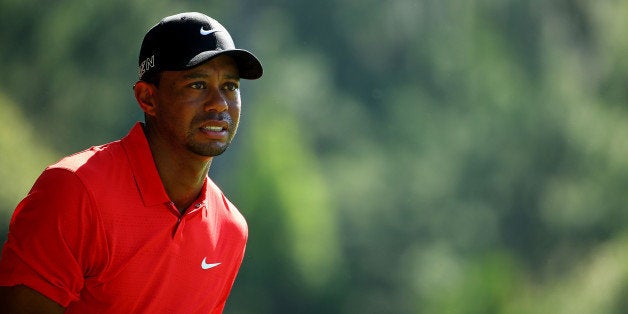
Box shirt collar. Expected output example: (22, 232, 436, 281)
(121, 122, 170, 206)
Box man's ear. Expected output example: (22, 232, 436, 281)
(134, 81, 158, 116)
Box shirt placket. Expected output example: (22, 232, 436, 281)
(172, 202, 205, 240)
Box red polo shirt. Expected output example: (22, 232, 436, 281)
(0, 122, 248, 313)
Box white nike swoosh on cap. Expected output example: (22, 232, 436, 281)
(200, 27, 220, 36)
(201, 257, 221, 270)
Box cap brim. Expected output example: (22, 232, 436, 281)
(187, 49, 263, 80)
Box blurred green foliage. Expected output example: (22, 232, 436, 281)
(2, 0, 628, 313)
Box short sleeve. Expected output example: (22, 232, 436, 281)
(0, 167, 108, 307)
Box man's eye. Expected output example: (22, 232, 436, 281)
(190, 82, 207, 89)
(224, 82, 239, 91)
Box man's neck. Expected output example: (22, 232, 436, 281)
(143, 124, 213, 213)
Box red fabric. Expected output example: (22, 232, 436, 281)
(0, 122, 248, 313)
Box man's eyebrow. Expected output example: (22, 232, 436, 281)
(182, 72, 240, 80)
(223, 73, 240, 80)
(183, 72, 209, 79)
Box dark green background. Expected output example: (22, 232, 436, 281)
(2, 1, 628, 313)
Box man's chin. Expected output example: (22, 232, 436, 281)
(188, 142, 230, 157)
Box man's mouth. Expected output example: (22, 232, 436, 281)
(199, 121, 230, 140)
(202, 125, 226, 132)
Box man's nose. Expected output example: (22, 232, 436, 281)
(204, 88, 228, 112)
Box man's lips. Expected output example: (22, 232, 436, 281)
(199, 121, 229, 139)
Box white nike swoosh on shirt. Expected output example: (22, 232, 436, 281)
(201, 257, 221, 270)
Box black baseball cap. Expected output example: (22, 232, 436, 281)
(138, 12, 263, 81)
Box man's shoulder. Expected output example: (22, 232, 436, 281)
(48, 140, 126, 179)
(37, 138, 139, 210)
(48, 123, 145, 174)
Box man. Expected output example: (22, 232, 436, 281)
(0, 12, 262, 313)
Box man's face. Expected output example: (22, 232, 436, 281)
(150, 55, 241, 157)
